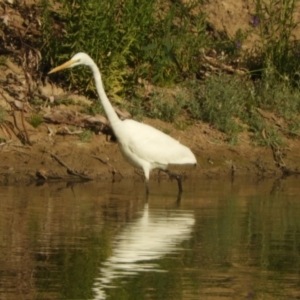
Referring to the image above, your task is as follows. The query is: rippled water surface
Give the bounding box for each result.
[1,177,300,299]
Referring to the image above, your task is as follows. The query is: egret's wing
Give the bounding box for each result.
[122,120,196,165]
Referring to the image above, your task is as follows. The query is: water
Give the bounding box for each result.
[1,177,300,299]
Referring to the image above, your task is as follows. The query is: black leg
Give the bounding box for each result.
[176,192,182,204]
[160,169,183,194]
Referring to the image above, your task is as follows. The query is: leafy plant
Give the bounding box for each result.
[246,110,284,147]
[146,91,184,122]
[187,74,251,135]
[42,0,157,99]
[54,99,76,106]
[138,1,208,85]
[251,0,300,85]
[254,81,300,120]
[42,0,208,99]
[287,122,300,137]
[125,95,146,122]
[80,102,105,116]
[29,114,43,128]
[0,56,7,66]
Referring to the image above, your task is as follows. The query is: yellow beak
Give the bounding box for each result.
[48,59,77,74]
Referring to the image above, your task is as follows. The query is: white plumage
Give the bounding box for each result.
[49,52,197,193]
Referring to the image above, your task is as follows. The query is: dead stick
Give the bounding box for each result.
[0,93,28,143]
[51,153,93,181]
[20,107,31,145]
[12,111,27,144]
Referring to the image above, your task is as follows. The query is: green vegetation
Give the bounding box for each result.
[252,0,300,85]
[79,129,93,143]
[42,0,208,96]
[185,75,248,135]
[0,56,7,66]
[146,91,184,122]
[80,102,105,116]
[29,114,43,128]
[40,0,300,147]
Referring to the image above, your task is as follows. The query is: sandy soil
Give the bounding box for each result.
[0,108,296,186]
[0,0,300,186]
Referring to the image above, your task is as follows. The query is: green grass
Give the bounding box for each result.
[185,74,250,134]
[80,102,105,116]
[146,91,184,122]
[79,129,93,143]
[0,56,7,66]
[29,114,43,128]
[249,0,300,85]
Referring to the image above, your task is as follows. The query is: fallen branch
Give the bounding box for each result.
[11,111,28,145]
[51,153,93,181]
[203,55,247,75]
[57,126,83,135]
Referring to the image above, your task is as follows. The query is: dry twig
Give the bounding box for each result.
[51,153,93,181]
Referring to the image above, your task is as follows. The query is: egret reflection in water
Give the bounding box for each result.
[93,203,195,299]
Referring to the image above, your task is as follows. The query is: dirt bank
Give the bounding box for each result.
[0,108,297,186]
[1,0,300,186]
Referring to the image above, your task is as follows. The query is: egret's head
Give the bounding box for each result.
[48,52,93,74]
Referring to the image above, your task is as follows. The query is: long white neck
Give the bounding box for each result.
[90,63,120,126]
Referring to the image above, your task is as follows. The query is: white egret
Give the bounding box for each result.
[48,52,197,194]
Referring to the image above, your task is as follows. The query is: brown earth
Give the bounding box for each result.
[0,0,300,186]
